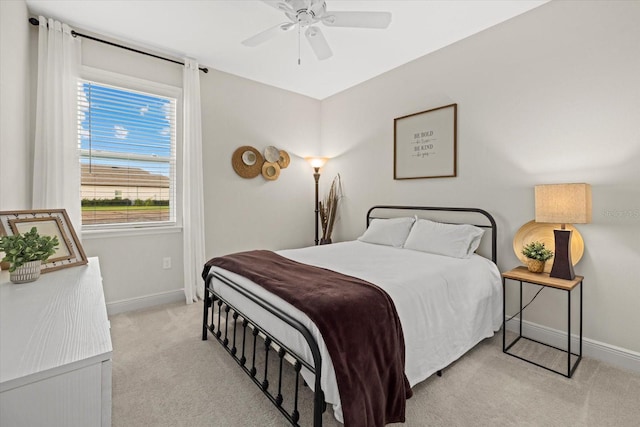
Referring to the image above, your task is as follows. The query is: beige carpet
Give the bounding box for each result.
[109,302,640,426]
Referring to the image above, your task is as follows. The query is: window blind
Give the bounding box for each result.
[77,80,177,227]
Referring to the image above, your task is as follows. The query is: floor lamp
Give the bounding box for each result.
[305,157,328,246]
[535,183,592,280]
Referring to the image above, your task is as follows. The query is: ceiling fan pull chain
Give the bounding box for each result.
[297,24,301,65]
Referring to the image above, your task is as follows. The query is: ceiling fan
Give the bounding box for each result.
[242,0,392,62]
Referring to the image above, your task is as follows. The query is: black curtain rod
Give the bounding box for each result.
[29,17,208,73]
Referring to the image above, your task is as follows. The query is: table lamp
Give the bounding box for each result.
[305,157,328,245]
[534,183,592,280]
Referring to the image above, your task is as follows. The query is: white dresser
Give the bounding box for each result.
[0,257,112,426]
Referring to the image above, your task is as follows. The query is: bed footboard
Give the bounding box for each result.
[202,271,325,427]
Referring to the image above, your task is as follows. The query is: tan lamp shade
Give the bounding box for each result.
[535,183,592,224]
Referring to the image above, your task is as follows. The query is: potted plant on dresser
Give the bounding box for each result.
[521,241,554,273]
[0,227,59,283]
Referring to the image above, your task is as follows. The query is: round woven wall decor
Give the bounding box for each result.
[277,150,290,169]
[232,146,263,179]
[262,162,280,181]
[264,146,280,163]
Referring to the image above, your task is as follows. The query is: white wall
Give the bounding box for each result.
[320,1,640,353]
[200,69,320,258]
[0,0,31,209]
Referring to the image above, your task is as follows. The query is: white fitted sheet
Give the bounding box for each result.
[208,241,503,423]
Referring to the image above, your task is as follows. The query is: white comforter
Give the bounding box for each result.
[209,241,503,423]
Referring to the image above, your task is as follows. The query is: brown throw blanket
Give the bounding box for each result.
[203,250,412,427]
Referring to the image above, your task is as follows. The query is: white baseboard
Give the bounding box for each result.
[106,292,640,374]
[106,289,185,316]
[505,319,640,374]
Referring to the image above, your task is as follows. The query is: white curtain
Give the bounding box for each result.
[33,16,82,231]
[182,59,206,303]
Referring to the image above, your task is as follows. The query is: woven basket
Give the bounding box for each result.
[262,162,281,181]
[526,259,546,274]
[277,150,290,169]
[231,146,264,179]
[9,260,42,284]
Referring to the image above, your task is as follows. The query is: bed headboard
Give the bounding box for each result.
[366,205,498,264]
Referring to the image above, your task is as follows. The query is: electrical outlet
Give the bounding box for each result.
[162,257,171,269]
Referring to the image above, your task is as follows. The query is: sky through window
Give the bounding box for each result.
[78,81,174,176]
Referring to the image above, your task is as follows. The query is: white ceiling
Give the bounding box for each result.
[25,0,548,100]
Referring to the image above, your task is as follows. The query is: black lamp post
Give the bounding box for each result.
[313,167,320,245]
[306,157,328,246]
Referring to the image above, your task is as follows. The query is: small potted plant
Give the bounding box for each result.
[522,241,554,273]
[0,227,59,283]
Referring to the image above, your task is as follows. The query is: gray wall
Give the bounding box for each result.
[320,1,640,353]
[200,69,320,258]
[0,0,31,209]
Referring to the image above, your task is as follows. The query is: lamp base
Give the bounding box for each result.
[549,228,575,280]
[314,170,320,246]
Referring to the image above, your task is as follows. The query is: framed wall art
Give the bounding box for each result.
[0,209,88,273]
[394,103,457,180]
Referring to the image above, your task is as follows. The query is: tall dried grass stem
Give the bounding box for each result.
[320,174,342,242]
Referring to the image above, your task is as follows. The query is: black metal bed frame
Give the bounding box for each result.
[366,205,497,263]
[202,206,498,427]
[202,272,325,426]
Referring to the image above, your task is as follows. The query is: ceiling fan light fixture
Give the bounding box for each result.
[294,11,315,26]
[323,15,336,25]
[247,0,392,60]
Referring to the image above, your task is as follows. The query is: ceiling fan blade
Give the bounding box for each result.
[260,0,294,13]
[322,11,392,29]
[241,22,296,47]
[305,26,332,60]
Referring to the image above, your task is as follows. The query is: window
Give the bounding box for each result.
[77,77,178,229]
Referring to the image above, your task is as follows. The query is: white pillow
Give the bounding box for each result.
[403,218,485,259]
[357,217,416,248]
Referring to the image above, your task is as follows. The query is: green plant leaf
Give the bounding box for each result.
[522,241,554,261]
[0,226,59,269]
